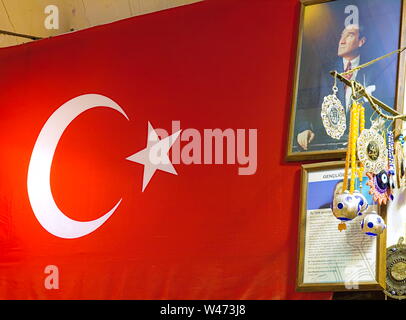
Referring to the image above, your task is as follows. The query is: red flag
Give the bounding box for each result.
[0,0,331,300]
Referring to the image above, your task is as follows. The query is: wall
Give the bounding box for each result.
[0,0,201,47]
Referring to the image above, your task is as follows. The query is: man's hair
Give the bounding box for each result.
[358,24,366,40]
[344,23,366,41]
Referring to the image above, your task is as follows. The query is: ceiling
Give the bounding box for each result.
[0,0,202,47]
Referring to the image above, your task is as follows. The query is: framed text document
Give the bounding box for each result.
[296,161,386,292]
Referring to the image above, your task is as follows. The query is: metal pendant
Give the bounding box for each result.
[321,92,346,140]
[321,84,347,140]
[384,237,406,300]
[357,124,388,174]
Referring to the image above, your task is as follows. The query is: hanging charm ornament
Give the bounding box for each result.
[332,102,367,231]
[384,237,406,300]
[360,211,386,236]
[366,170,392,205]
[364,127,395,205]
[357,117,388,174]
[321,77,346,140]
[387,130,397,190]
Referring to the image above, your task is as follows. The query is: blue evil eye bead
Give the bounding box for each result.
[361,212,386,237]
[376,170,389,191]
[332,191,359,222]
[400,134,404,146]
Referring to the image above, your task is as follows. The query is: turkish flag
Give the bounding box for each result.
[0,0,331,299]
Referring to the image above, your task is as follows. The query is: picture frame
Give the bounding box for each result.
[296,161,386,292]
[286,0,406,161]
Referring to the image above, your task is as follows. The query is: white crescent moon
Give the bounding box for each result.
[27,94,129,239]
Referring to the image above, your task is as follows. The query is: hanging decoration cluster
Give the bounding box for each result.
[330,101,372,233]
[320,47,406,237]
[320,76,406,237]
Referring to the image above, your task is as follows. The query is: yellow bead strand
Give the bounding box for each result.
[350,103,359,194]
[343,103,355,193]
[358,104,365,188]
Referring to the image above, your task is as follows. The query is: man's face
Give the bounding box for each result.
[337,25,365,59]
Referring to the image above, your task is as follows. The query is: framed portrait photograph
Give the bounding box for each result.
[286,0,406,161]
[296,161,386,292]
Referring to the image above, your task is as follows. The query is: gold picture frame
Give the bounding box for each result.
[296,161,386,292]
[286,0,406,161]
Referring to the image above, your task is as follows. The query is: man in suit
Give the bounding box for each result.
[295,23,384,152]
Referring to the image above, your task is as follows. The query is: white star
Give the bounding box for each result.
[127,122,181,192]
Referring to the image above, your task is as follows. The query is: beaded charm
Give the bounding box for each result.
[388,131,395,174]
[333,190,363,225]
[387,131,396,189]
[361,212,386,236]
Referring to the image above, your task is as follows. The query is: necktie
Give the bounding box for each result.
[344,61,352,80]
